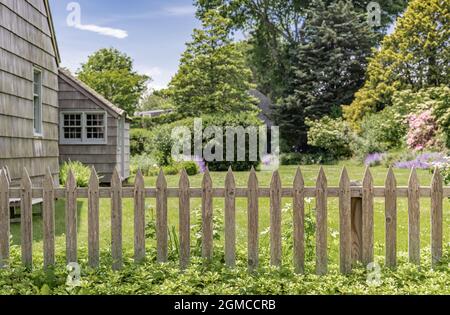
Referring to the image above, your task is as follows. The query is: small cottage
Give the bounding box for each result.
[58,69,130,183]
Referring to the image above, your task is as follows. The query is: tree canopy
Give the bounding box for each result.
[343,0,450,129]
[77,48,149,116]
[273,0,377,150]
[195,0,408,100]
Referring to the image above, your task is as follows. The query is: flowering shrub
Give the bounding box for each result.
[406,110,440,151]
[431,156,450,185]
[364,153,386,167]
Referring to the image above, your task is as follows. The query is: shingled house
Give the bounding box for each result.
[58,69,130,183]
[0,0,130,185]
[0,0,60,185]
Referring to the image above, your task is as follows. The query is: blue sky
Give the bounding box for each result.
[49,0,201,90]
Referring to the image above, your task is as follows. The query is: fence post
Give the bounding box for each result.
[351,181,363,264]
[0,169,10,268]
[339,168,352,274]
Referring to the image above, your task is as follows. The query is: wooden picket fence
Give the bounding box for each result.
[0,165,446,274]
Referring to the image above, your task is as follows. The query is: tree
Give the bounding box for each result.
[273,0,377,150]
[343,0,450,129]
[168,10,258,117]
[77,48,149,116]
[139,91,174,111]
[195,0,408,100]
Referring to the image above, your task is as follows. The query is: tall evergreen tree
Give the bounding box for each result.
[273,0,376,150]
[168,10,258,117]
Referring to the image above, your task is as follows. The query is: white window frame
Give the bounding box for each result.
[33,67,43,137]
[60,111,108,145]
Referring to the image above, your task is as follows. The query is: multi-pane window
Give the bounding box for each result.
[86,114,105,139]
[61,112,106,144]
[33,68,43,135]
[63,114,82,140]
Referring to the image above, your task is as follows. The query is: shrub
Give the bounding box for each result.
[306,117,353,159]
[130,155,159,176]
[352,107,407,159]
[130,129,152,156]
[162,165,179,175]
[176,161,200,176]
[150,124,176,166]
[149,113,263,172]
[406,110,442,151]
[60,161,91,187]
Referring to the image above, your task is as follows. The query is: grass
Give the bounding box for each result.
[9,160,450,268]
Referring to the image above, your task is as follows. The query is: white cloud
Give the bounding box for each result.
[74,24,128,39]
[164,5,196,17]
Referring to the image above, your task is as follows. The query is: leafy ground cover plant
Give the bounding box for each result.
[1,200,449,295]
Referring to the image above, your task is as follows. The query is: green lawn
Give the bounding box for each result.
[10,160,450,268]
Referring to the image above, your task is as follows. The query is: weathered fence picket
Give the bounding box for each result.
[156,170,168,263]
[270,171,282,267]
[316,167,328,275]
[65,170,77,264]
[134,169,146,263]
[431,168,443,267]
[111,168,123,270]
[179,169,190,269]
[43,169,55,268]
[202,169,213,260]
[0,169,9,268]
[0,165,447,274]
[293,168,305,274]
[88,168,100,268]
[21,168,33,268]
[385,167,397,268]
[248,168,259,271]
[339,168,351,274]
[225,168,236,267]
[408,168,420,265]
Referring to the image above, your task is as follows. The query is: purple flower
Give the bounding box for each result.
[364,153,386,167]
[394,152,447,169]
[194,156,207,173]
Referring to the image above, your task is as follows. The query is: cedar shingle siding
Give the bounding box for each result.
[0,0,60,185]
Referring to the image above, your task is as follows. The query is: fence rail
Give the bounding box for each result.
[0,166,446,274]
